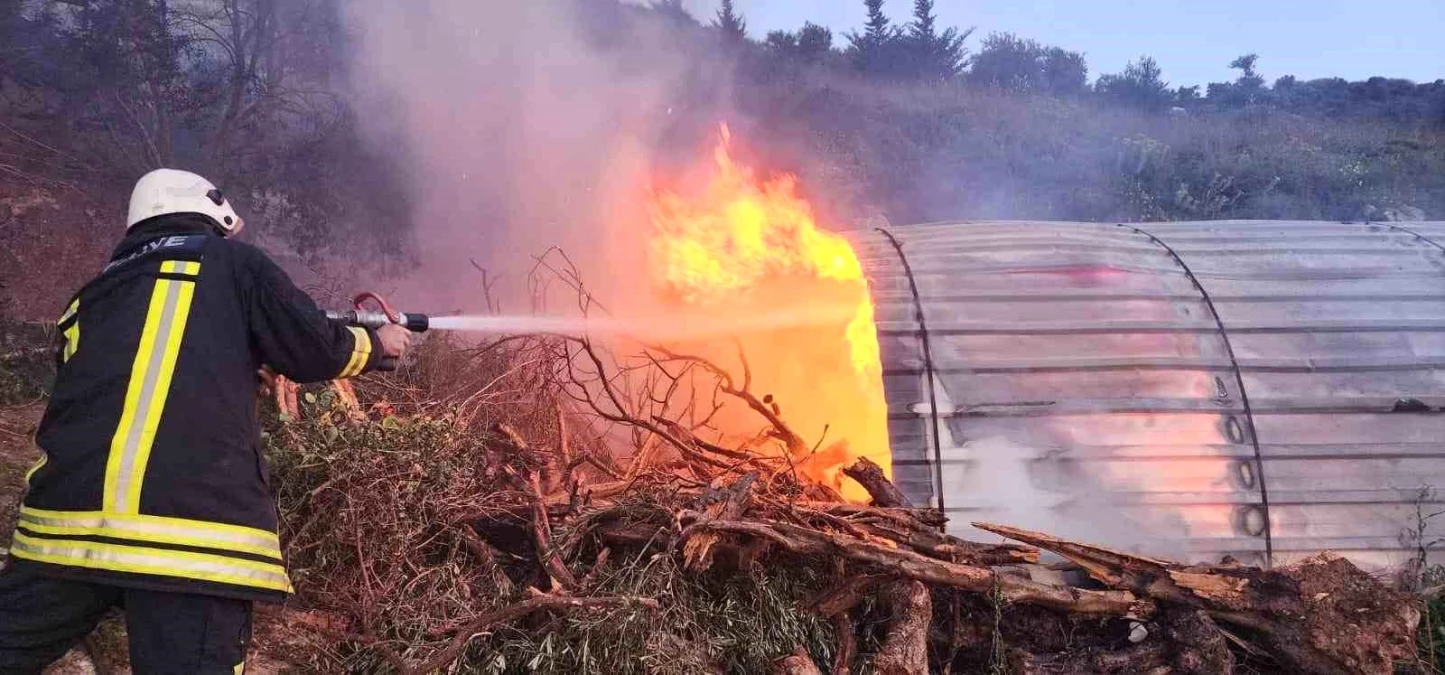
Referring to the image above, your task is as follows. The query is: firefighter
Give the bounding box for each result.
[0,169,413,673]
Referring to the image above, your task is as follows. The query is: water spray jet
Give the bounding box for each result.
[326,291,866,343]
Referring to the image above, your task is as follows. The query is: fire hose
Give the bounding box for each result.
[325,291,430,371]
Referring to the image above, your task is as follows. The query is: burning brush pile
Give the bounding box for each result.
[262,130,1422,674]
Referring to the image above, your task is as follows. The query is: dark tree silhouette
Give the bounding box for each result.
[903,0,972,79]
[765,22,834,65]
[1096,55,1173,110]
[846,0,904,75]
[1208,54,1269,108]
[970,32,1085,94]
[713,0,746,42]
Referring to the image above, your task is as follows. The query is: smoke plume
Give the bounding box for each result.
[343,1,722,312]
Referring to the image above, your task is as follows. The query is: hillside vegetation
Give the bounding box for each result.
[1,1,1440,300]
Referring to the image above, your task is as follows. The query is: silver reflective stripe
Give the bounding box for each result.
[105,265,200,514]
[111,279,184,509]
[18,509,281,559]
[11,533,291,592]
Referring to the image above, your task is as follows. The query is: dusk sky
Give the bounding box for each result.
[678,0,1445,88]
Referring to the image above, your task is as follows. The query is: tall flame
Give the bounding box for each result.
[646,124,889,500]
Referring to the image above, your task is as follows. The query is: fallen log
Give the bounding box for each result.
[832,612,857,675]
[805,574,892,617]
[975,521,1420,675]
[685,518,1140,616]
[842,457,911,508]
[527,472,576,589]
[495,423,579,590]
[871,579,930,675]
[854,519,1038,566]
[795,502,948,528]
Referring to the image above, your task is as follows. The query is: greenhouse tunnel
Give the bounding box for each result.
[857,220,1445,570]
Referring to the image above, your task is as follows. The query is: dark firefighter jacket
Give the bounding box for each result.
[10,214,383,602]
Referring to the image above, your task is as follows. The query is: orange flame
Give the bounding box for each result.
[646,124,889,500]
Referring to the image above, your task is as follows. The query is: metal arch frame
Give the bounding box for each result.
[1118,224,1275,564]
[875,227,947,520]
[1381,222,1445,253]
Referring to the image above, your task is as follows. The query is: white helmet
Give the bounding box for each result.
[127,168,244,237]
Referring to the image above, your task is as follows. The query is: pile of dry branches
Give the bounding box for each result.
[265,258,1422,674]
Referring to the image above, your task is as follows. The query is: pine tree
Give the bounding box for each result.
[904,0,971,79]
[713,0,746,42]
[909,0,937,41]
[861,0,892,43]
[847,0,903,75]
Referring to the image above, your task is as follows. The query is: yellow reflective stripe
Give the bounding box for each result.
[160,260,201,276]
[18,507,282,560]
[104,271,199,513]
[58,298,79,325]
[128,278,195,512]
[60,298,80,363]
[104,282,166,510]
[62,323,79,363]
[9,532,291,592]
[23,453,47,485]
[20,506,280,544]
[339,326,371,378]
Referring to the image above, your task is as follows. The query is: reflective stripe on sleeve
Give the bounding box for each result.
[339,326,372,378]
[18,506,282,561]
[60,298,79,362]
[103,262,200,513]
[62,322,79,362]
[58,298,79,325]
[9,531,291,593]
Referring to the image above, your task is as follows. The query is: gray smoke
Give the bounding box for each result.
[343,1,709,312]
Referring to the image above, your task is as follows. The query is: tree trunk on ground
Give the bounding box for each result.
[833,612,856,675]
[975,521,1420,675]
[872,579,931,675]
[843,457,911,507]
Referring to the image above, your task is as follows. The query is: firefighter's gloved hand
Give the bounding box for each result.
[377,323,413,359]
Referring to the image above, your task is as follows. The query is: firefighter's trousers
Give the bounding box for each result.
[0,563,251,674]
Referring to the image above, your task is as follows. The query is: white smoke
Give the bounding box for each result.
[343,1,716,313]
